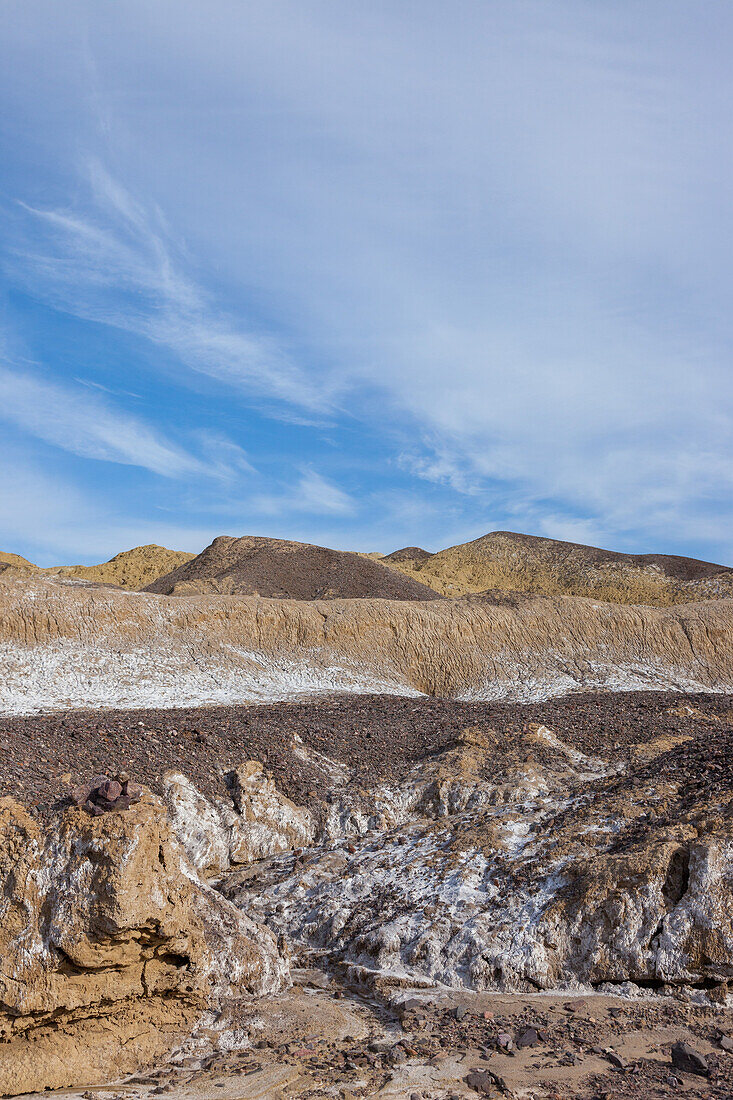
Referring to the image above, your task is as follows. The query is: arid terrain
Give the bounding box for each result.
[0,544,195,589]
[381,531,733,605]
[3,691,733,1098]
[1,531,732,1098]
[146,535,441,600]
[7,528,733,605]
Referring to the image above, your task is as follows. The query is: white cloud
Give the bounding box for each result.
[0,362,208,478]
[251,468,355,518]
[12,162,332,412]
[1,3,732,560]
[0,450,221,565]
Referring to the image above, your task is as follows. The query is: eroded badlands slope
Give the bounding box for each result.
[4,693,733,1097]
[1,573,732,714]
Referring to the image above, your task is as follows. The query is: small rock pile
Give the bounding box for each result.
[71,772,143,815]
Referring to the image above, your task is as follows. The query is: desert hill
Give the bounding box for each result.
[384,529,733,605]
[383,545,433,564]
[0,545,194,589]
[0,550,38,574]
[145,534,442,601]
[4,530,732,604]
[49,544,195,589]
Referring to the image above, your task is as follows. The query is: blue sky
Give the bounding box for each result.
[1,1,732,566]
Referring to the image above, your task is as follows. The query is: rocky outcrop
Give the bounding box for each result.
[0,791,287,1095]
[227,721,733,1003]
[163,763,316,876]
[1,572,732,713]
[3,695,732,1093]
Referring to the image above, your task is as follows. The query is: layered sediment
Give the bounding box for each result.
[0,791,286,1094]
[1,573,732,714]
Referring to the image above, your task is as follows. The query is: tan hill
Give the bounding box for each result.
[145,535,442,601]
[49,545,195,590]
[384,529,733,605]
[0,551,38,574]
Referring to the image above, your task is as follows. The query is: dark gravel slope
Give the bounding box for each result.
[2,690,732,818]
[145,534,441,600]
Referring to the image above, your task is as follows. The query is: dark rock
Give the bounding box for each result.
[71,774,107,806]
[671,1041,709,1076]
[71,782,94,806]
[606,1050,626,1068]
[98,779,122,802]
[516,1027,539,1048]
[720,1034,733,1052]
[454,1005,468,1021]
[464,1070,496,1095]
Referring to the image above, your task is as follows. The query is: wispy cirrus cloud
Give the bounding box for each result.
[0,449,225,564]
[10,159,331,413]
[1,3,733,563]
[0,359,211,478]
[250,468,355,518]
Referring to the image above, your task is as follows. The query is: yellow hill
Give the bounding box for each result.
[49,545,195,590]
[0,551,38,573]
[383,530,733,606]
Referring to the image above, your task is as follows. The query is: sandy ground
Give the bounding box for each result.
[13,981,733,1099]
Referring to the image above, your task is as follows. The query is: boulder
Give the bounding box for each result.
[0,792,287,1094]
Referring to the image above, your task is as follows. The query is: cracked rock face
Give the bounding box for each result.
[163,761,316,876]
[0,792,287,1095]
[223,723,733,1002]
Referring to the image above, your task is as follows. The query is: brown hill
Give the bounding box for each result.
[384,545,433,564]
[145,535,442,601]
[384,529,733,605]
[50,544,195,590]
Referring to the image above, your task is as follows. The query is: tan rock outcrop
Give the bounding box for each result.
[1,572,732,713]
[0,792,287,1094]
